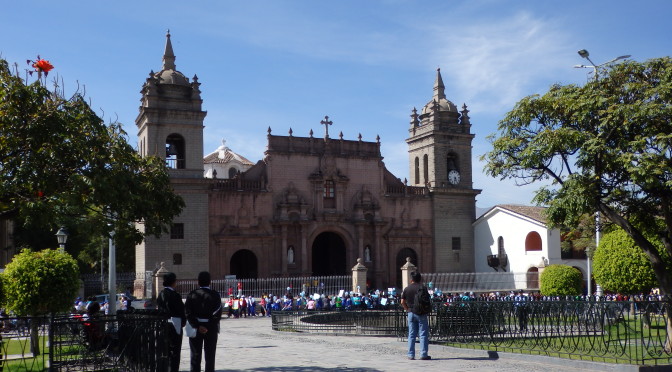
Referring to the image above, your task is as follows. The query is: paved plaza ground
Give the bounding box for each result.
[175,316,627,372]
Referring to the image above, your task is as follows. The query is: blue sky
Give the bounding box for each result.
[2,1,670,208]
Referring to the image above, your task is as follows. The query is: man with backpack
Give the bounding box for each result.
[401,271,432,360]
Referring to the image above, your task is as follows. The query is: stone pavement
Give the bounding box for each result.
[177,316,624,372]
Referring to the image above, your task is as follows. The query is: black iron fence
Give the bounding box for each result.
[176,275,351,299]
[81,272,152,298]
[0,310,170,371]
[271,299,672,366]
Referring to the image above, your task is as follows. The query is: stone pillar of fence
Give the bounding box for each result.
[153,262,169,302]
[351,258,367,294]
[400,257,416,290]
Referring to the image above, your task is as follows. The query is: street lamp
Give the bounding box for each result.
[55,226,68,252]
[574,49,631,80]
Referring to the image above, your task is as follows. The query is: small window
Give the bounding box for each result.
[525,232,542,251]
[452,237,461,250]
[414,157,420,185]
[498,236,505,256]
[173,253,182,265]
[423,154,428,185]
[323,180,335,198]
[228,167,237,179]
[323,180,335,208]
[170,223,184,239]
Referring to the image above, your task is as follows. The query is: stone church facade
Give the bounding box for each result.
[135,33,480,290]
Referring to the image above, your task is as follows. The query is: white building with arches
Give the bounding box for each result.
[473,204,589,291]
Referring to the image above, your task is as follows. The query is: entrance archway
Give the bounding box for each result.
[312,232,346,276]
[526,267,539,290]
[230,249,258,279]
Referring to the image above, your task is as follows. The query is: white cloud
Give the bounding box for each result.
[429,12,574,114]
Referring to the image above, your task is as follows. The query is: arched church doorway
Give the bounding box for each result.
[230,249,258,279]
[526,267,539,290]
[395,248,418,288]
[312,232,346,276]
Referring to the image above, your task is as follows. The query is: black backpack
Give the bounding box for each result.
[412,286,432,315]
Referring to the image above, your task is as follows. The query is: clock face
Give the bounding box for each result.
[448,170,460,185]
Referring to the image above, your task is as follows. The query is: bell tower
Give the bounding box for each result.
[135,31,209,282]
[406,68,481,272]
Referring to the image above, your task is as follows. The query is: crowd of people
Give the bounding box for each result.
[218,287,672,320]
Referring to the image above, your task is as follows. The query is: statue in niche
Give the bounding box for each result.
[364,246,371,262]
[287,246,295,264]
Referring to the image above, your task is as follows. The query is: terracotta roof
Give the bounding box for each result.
[497,204,548,224]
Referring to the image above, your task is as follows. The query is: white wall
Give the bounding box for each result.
[474,208,559,274]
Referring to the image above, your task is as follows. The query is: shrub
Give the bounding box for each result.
[540,264,582,296]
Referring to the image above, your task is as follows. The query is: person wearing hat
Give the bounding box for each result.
[157,272,186,372]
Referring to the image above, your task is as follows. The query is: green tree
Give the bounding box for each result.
[539,264,583,297]
[0,58,184,268]
[3,248,80,354]
[482,57,672,295]
[593,228,668,294]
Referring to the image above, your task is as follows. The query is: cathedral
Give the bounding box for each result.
[135,32,481,289]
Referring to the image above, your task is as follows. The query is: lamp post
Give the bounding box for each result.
[574,49,630,297]
[574,49,630,80]
[55,226,68,253]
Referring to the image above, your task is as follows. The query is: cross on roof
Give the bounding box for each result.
[320,116,333,138]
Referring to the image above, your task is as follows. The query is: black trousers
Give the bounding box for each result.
[189,327,218,372]
[165,324,183,372]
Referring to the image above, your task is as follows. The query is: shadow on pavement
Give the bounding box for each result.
[215,367,383,372]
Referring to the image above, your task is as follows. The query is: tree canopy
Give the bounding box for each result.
[539,264,583,297]
[2,249,80,315]
[593,228,665,294]
[0,58,184,265]
[482,57,672,294]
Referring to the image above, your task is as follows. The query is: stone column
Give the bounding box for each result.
[351,258,367,294]
[154,262,169,302]
[400,257,416,290]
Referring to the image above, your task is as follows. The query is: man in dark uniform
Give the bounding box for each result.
[156,272,186,372]
[185,271,222,372]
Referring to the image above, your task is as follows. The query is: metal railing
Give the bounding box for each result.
[176,275,351,299]
[271,299,672,365]
[0,316,48,371]
[81,272,150,298]
[423,272,540,292]
[49,310,169,371]
[0,311,170,371]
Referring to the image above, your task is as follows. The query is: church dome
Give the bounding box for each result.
[154,69,190,86]
[420,68,457,116]
[420,96,457,115]
[153,31,190,87]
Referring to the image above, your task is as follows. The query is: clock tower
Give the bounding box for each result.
[135,31,209,282]
[406,68,481,272]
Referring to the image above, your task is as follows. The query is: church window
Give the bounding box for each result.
[173,253,182,265]
[170,223,184,239]
[423,154,428,185]
[452,237,461,250]
[498,236,505,256]
[525,232,542,251]
[324,180,335,198]
[228,167,237,179]
[323,180,335,208]
[414,157,420,185]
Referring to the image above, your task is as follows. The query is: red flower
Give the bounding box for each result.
[32,59,54,74]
